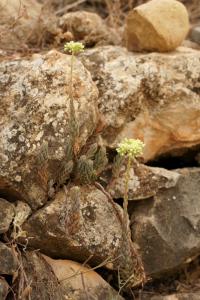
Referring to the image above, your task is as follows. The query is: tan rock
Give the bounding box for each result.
[125,0,190,52]
[43,255,124,300]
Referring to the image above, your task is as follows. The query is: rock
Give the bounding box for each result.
[44,255,124,300]
[0,198,14,233]
[22,186,123,268]
[81,46,200,161]
[0,50,98,209]
[107,163,180,200]
[59,11,120,46]
[0,0,58,51]
[0,277,9,300]
[189,25,200,45]
[0,242,18,275]
[130,168,200,277]
[124,0,189,52]
[21,251,65,300]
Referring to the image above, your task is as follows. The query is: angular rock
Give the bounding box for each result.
[124,0,189,52]
[0,50,98,209]
[0,198,14,234]
[44,255,124,300]
[22,186,123,267]
[130,168,200,277]
[107,163,180,200]
[0,242,18,275]
[21,251,65,300]
[0,0,58,51]
[0,277,9,300]
[81,46,200,161]
[59,11,120,46]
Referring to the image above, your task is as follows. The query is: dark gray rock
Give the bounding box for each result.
[0,242,18,275]
[131,168,200,277]
[189,26,200,44]
[0,198,14,234]
[0,277,9,300]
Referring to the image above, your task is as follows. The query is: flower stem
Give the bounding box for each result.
[123,156,132,231]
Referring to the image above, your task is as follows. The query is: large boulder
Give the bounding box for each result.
[124,0,189,52]
[0,50,98,209]
[22,186,123,268]
[130,168,200,277]
[81,46,200,161]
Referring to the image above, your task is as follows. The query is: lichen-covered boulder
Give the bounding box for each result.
[130,168,200,277]
[124,0,189,52]
[0,50,98,209]
[81,46,200,161]
[22,186,123,267]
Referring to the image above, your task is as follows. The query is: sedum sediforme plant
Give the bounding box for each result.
[116,138,145,223]
[116,138,145,289]
[63,41,108,186]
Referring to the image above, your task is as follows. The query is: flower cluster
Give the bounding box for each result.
[116,138,145,158]
[64,41,84,54]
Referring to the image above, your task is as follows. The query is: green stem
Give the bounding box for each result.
[70,53,75,117]
[69,52,79,148]
[123,155,132,232]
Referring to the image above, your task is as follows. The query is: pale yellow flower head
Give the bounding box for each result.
[64,41,84,54]
[116,138,145,158]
